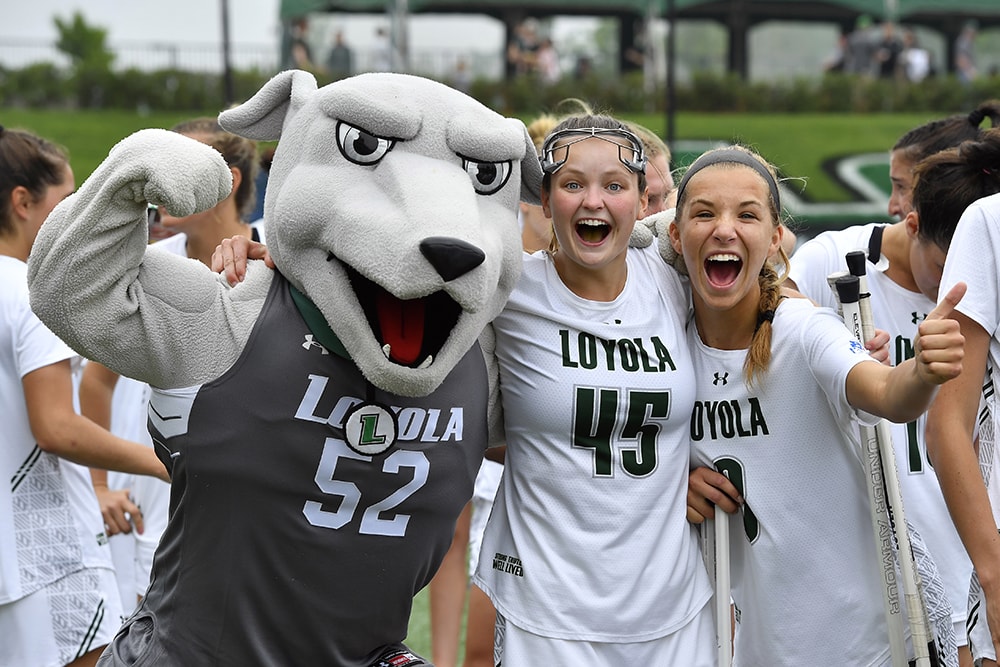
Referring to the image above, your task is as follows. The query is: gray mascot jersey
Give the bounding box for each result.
[106,273,487,666]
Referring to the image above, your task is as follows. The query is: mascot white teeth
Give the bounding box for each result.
[28,70,542,667]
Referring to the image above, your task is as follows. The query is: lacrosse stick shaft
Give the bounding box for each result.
[833,275,909,667]
[715,510,732,667]
[700,514,733,667]
[846,252,938,667]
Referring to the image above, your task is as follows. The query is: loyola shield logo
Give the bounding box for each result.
[344,402,398,455]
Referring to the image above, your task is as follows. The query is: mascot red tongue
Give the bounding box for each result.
[25,69,544,666]
[377,291,425,365]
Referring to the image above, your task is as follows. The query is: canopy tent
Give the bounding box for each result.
[281,0,659,19]
[281,0,1000,78]
[281,0,1000,20]
[668,0,1000,77]
[280,0,663,75]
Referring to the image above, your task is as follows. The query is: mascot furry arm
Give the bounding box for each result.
[27,70,541,666]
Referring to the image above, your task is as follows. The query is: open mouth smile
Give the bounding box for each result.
[705,253,743,288]
[575,219,611,244]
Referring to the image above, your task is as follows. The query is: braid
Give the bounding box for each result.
[744,253,787,387]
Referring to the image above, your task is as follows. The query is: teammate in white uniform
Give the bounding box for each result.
[79,117,262,616]
[472,116,714,665]
[677,145,966,666]
[790,105,1000,667]
[788,220,974,645]
[0,127,167,667]
[926,132,1000,667]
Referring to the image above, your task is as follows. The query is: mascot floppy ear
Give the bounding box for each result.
[219,69,318,141]
[519,126,543,207]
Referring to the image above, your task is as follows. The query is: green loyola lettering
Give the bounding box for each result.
[690,397,769,441]
[559,329,676,372]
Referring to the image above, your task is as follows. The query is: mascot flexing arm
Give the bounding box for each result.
[28,70,541,667]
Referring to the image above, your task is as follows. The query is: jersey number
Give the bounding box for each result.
[303,437,429,537]
[713,457,760,543]
[896,334,930,474]
[572,387,669,477]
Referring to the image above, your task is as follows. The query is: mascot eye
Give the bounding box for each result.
[337,121,395,165]
[462,157,512,195]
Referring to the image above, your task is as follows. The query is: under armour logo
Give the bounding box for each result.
[911,312,926,325]
[302,334,330,355]
[713,372,729,386]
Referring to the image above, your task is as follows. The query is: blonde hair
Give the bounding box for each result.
[627,122,672,180]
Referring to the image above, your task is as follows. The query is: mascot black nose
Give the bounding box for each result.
[420,237,486,282]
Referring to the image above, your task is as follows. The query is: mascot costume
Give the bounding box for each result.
[28,70,542,666]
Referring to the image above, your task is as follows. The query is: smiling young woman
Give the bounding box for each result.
[679,145,966,666]
[472,115,716,666]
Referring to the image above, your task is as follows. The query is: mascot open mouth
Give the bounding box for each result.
[346,266,461,368]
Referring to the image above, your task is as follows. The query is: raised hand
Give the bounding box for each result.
[914,281,967,385]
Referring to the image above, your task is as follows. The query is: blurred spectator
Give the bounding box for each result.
[373,26,392,72]
[449,58,472,93]
[822,31,847,73]
[325,30,353,81]
[289,16,315,71]
[874,21,904,79]
[506,18,540,76]
[955,20,978,85]
[844,14,877,76]
[536,37,561,85]
[900,28,932,83]
[574,55,593,80]
[623,17,649,73]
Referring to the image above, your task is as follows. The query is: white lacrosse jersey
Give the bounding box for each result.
[939,194,1000,528]
[790,223,973,627]
[474,246,713,642]
[0,256,115,604]
[688,297,893,666]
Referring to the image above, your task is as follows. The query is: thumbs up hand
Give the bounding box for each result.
[914,282,967,385]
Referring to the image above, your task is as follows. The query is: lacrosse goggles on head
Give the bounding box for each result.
[539,127,647,176]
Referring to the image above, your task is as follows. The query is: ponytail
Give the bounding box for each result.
[744,248,788,387]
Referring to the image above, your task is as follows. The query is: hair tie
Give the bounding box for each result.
[755,309,775,332]
[969,109,986,126]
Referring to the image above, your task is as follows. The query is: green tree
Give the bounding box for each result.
[54,11,115,108]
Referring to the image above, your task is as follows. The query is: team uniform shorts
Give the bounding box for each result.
[468,459,503,575]
[0,566,124,667]
[493,602,715,667]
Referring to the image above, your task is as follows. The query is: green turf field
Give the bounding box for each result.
[3,107,941,210]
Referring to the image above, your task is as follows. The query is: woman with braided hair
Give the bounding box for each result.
[679,145,966,665]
